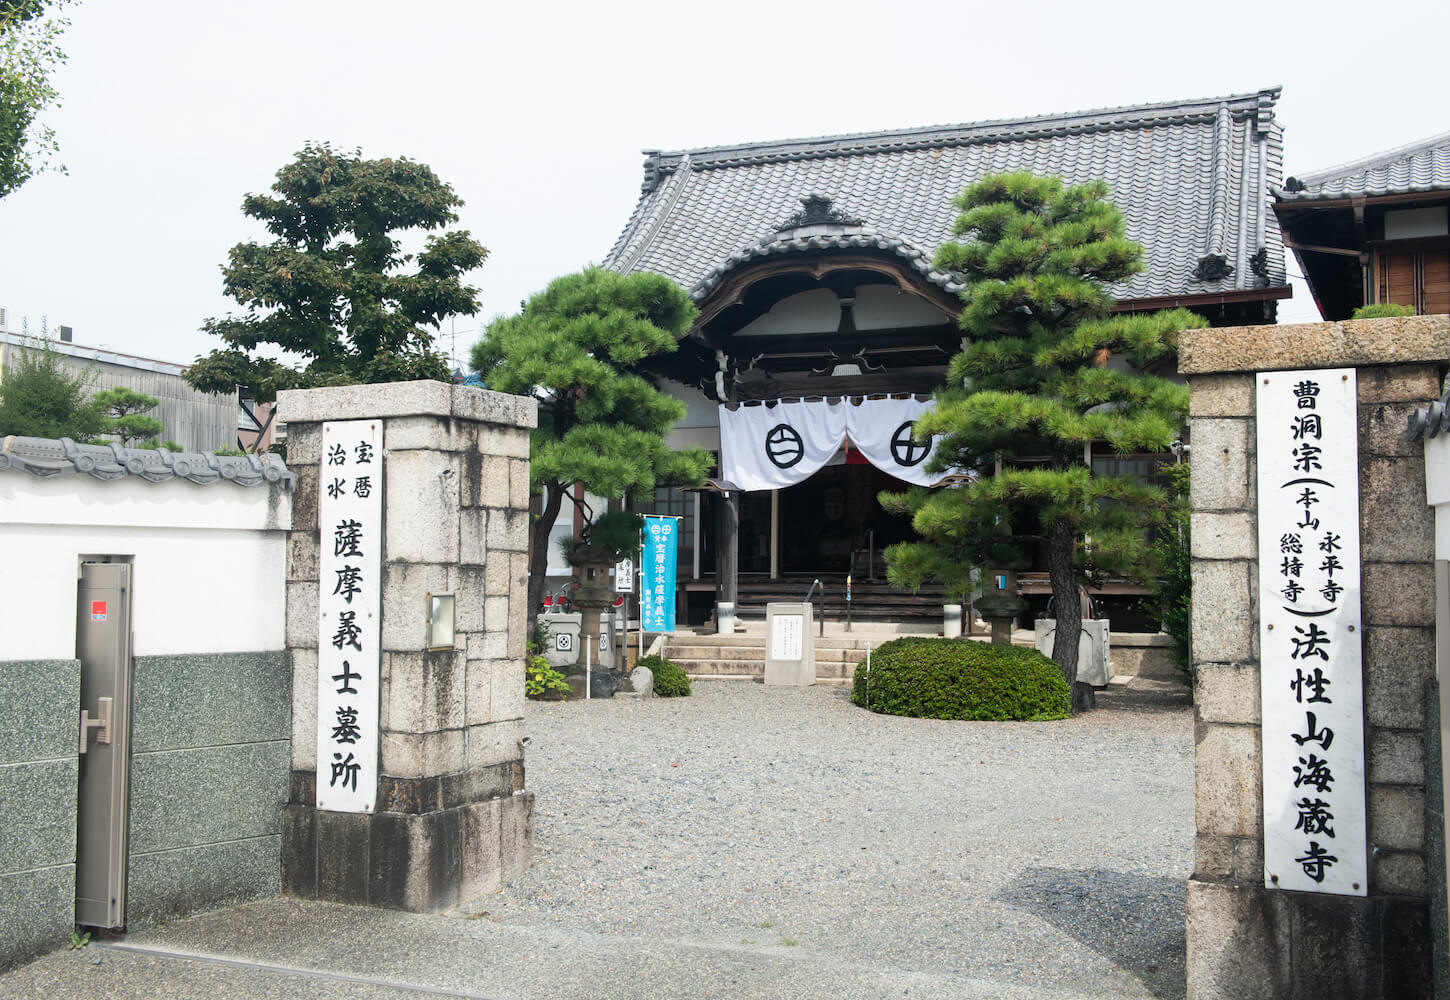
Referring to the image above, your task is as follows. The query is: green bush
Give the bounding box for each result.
[1351,302,1416,319]
[636,654,691,697]
[525,621,569,700]
[851,637,1069,721]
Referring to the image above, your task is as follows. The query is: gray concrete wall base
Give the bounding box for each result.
[1187,879,1431,1000]
[125,650,291,931]
[0,658,80,971]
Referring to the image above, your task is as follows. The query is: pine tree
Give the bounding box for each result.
[92,386,166,448]
[186,143,486,401]
[470,268,711,627]
[884,172,1204,712]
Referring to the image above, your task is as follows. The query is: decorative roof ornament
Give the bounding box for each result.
[1250,248,1270,285]
[1191,254,1235,282]
[640,151,662,195]
[1409,390,1450,441]
[0,436,294,487]
[777,194,863,231]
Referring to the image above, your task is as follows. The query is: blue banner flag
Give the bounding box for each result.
[639,515,679,633]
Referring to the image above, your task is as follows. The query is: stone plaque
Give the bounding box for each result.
[1256,368,1366,896]
[316,420,382,814]
[771,614,803,660]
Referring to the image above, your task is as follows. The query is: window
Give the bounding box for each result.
[1090,452,1174,490]
[1375,249,1450,316]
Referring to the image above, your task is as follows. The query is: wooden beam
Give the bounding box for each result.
[1111,285,1293,312]
[1281,235,1362,258]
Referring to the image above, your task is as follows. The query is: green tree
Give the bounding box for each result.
[884,172,1204,712]
[186,142,487,402]
[470,268,712,626]
[0,336,105,439]
[92,386,164,447]
[0,0,68,199]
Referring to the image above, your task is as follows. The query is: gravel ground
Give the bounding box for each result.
[0,678,1193,1000]
[474,679,1195,1000]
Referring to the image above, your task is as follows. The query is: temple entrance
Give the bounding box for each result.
[736,458,915,577]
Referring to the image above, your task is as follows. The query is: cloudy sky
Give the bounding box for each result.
[1,0,1445,369]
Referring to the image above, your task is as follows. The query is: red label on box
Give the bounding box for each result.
[91,601,106,621]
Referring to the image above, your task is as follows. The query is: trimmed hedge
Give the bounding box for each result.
[636,654,691,697]
[851,637,1069,721]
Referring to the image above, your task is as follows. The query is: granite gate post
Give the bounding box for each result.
[278,381,537,911]
[1181,316,1449,1000]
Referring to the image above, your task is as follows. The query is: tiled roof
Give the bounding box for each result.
[604,89,1287,305]
[1276,131,1450,201]
[0,436,294,487]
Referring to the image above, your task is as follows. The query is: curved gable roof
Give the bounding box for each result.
[605,89,1287,306]
[1276,130,1450,202]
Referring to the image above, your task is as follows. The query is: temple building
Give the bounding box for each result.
[602,88,1291,627]
[1275,129,1450,321]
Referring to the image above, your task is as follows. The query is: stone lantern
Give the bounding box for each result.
[972,570,1028,645]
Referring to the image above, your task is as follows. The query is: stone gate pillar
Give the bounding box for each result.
[278,381,537,911]
[1181,316,1449,999]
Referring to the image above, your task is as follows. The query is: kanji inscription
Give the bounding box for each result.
[316,420,382,813]
[1256,369,1366,895]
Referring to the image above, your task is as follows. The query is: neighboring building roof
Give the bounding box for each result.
[1276,130,1450,202]
[0,330,191,377]
[0,435,294,487]
[604,88,1287,305]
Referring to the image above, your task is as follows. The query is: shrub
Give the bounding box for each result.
[525,621,569,700]
[636,654,691,697]
[851,637,1069,721]
[1351,303,1415,319]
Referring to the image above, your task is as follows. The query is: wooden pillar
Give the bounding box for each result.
[716,490,739,609]
[770,489,779,580]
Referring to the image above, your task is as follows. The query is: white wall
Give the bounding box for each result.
[0,472,290,660]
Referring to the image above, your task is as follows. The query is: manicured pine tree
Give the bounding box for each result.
[92,386,164,447]
[884,172,1204,712]
[470,267,711,628]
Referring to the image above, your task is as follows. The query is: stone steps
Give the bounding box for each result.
[662,634,876,684]
[662,629,1180,685]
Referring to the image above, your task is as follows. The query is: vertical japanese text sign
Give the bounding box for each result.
[1256,369,1366,895]
[639,515,679,633]
[316,420,383,813]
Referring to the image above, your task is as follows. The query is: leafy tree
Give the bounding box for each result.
[883,172,1204,712]
[0,336,105,439]
[92,387,165,447]
[0,0,68,199]
[186,143,488,402]
[470,268,712,627]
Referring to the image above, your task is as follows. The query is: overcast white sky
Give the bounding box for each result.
[1,0,1445,369]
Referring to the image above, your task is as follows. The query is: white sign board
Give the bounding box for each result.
[1256,369,1366,895]
[770,614,804,660]
[316,420,382,813]
[615,558,634,593]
